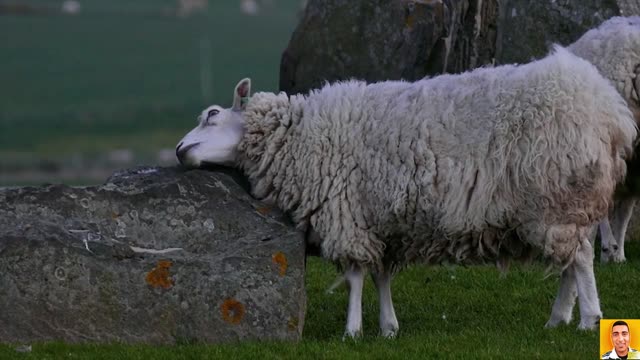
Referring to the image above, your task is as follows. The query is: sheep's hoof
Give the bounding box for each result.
[577,316,601,331]
[544,320,560,329]
[545,316,570,329]
[612,256,627,263]
[342,329,363,341]
[380,327,399,339]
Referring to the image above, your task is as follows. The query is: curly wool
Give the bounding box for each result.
[237,47,636,271]
[569,16,640,106]
[569,16,640,196]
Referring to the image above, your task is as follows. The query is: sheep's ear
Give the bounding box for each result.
[232,78,251,111]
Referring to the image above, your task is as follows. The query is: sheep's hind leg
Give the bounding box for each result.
[574,238,602,330]
[545,263,577,328]
[372,270,399,338]
[599,218,615,264]
[344,265,365,339]
[610,197,636,263]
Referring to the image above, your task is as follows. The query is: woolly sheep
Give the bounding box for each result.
[568,16,640,263]
[176,47,636,337]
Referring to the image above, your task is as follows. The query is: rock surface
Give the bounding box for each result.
[280,0,639,95]
[280,0,498,95]
[496,0,623,64]
[0,166,306,344]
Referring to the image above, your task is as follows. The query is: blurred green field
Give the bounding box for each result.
[0,0,301,158]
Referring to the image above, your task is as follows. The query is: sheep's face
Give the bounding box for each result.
[176,78,251,168]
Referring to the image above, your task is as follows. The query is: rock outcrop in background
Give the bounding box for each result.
[280,0,639,95]
[280,0,498,95]
[497,0,626,64]
[0,167,306,344]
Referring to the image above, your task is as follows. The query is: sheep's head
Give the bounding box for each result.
[176,78,251,168]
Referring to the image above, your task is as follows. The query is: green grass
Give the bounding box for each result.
[0,1,301,155]
[1,241,638,359]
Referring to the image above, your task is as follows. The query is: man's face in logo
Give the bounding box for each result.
[612,324,630,356]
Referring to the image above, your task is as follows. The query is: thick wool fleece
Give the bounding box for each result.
[569,16,640,196]
[237,47,636,271]
[569,16,640,108]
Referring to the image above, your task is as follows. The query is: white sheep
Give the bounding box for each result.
[176,47,636,337]
[568,16,640,263]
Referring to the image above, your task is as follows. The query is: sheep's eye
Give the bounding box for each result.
[208,109,219,118]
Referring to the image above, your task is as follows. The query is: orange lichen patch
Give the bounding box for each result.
[220,298,245,324]
[287,317,299,331]
[406,1,442,29]
[272,252,288,276]
[405,14,415,29]
[145,260,174,289]
[255,206,271,215]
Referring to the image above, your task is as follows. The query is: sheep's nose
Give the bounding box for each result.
[176,142,200,165]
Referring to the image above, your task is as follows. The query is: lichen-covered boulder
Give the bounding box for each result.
[0,166,306,344]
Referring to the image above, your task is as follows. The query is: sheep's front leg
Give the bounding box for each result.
[371,270,399,338]
[344,266,365,339]
[599,218,615,264]
[574,238,602,330]
[545,263,577,328]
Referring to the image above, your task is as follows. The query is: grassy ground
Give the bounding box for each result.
[1,241,638,359]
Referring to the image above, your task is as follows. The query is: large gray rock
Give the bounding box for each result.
[496,0,627,64]
[619,0,640,16]
[280,0,498,95]
[0,166,306,344]
[280,0,639,96]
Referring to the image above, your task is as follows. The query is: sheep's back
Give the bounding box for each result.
[254,48,635,268]
[568,16,640,103]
